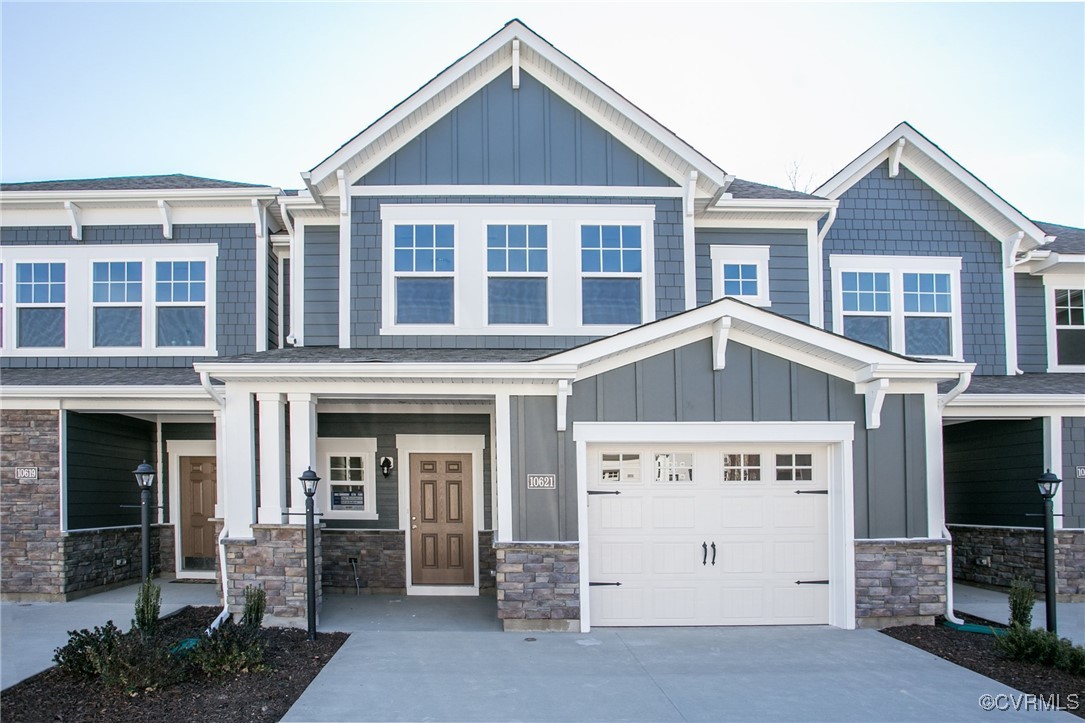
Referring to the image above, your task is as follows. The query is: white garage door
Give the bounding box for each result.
[587,444,830,626]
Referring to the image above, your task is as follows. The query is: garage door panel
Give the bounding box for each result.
[718,586,766,620]
[771,497,821,530]
[772,540,818,574]
[718,541,766,573]
[771,584,829,622]
[593,585,645,623]
[595,496,645,529]
[652,496,699,529]
[651,588,700,622]
[594,541,646,575]
[652,541,703,575]
[719,496,765,528]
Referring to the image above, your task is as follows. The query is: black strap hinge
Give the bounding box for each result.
[589,581,622,587]
[794,490,828,495]
[794,579,829,585]
[587,490,621,496]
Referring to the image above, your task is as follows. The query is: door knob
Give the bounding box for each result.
[411,525,418,529]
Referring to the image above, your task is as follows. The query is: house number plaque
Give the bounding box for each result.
[527,474,556,489]
[15,467,38,480]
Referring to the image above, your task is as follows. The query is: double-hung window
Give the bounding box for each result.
[93,261,142,347]
[1052,287,1085,367]
[709,246,771,306]
[487,224,548,325]
[15,262,65,348]
[393,223,455,324]
[831,255,962,359]
[580,224,642,325]
[156,261,207,347]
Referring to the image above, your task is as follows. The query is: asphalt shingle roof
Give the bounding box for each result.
[0,174,273,192]
[1035,221,1085,254]
[938,373,1085,396]
[209,347,551,364]
[0,367,203,386]
[727,178,825,201]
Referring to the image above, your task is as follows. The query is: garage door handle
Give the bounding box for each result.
[702,542,708,566]
[711,542,717,566]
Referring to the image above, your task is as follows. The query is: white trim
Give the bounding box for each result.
[256,393,287,524]
[276,250,291,348]
[809,216,829,328]
[64,201,82,241]
[338,172,351,349]
[942,396,1085,417]
[683,173,697,310]
[709,245,771,306]
[287,393,317,517]
[221,389,255,539]
[924,388,946,538]
[314,437,379,520]
[1044,415,1065,529]
[1044,275,1085,373]
[395,433,486,595]
[166,439,217,580]
[255,202,268,353]
[290,220,308,346]
[58,410,68,532]
[351,185,684,199]
[495,392,513,543]
[0,202,274,230]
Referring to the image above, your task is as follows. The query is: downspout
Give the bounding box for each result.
[938,369,971,625]
[937,371,971,411]
[199,371,230,631]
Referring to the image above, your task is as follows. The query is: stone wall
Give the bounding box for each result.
[478,530,496,593]
[854,539,948,628]
[224,524,320,626]
[494,542,579,631]
[1,410,63,600]
[63,524,175,596]
[948,525,1085,601]
[322,529,405,594]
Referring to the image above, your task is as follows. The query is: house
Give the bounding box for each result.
[1,20,1081,631]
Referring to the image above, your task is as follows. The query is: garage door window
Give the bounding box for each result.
[775,454,813,481]
[601,453,640,483]
[723,453,761,481]
[654,453,694,483]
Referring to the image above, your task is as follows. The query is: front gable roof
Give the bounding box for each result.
[307,19,729,198]
[814,122,1053,253]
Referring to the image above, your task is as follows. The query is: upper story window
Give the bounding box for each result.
[709,245,771,306]
[380,204,655,336]
[830,255,962,359]
[1051,286,1085,369]
[487,224,548,325]
[0,245,216,356]
[392,223,455,324]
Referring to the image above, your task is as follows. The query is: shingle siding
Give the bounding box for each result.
[823,162,1007,375]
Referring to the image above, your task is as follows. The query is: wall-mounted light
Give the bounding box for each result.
[380,457,394,478]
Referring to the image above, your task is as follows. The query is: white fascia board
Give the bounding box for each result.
[351,185,683,198]
[1028,252,1085,275]
[0,385,218,400]
[695,208,835,228]
[192,361,580,382]
[943,393,1085,410]
[706,199,837,214]
[855,361,976,383]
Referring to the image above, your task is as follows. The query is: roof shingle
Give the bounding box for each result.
[0,174,273,192]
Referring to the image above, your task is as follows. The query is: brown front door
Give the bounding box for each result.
[410,453,474,585]
[180,456,217,571]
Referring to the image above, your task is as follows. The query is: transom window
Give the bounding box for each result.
[15,262,65,348]
[723,453,761,482]
[581,224,642,325]
[654,453,694,483]
[156,261,207,347]
[93,261,142,347]
[1053,288,1085,367]
[393,223,455,324]
[709,245,771,306]
[487,224,548,325]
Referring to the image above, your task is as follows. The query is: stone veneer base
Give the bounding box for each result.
[948,525,1085,602]
[495,542,579,632]
[854,538,948,629]
[223,524,321,622]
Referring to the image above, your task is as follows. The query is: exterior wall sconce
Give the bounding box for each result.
[380,457,394,477]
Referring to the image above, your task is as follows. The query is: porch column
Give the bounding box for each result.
[222,388,257,538]
[257,393,287,524]
[495,392,513,542]
[288,392,317,517]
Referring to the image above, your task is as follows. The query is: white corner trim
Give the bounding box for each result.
[555,379,572,432]
[255,202,269,353]
[683,176,697,311]
[859,378,889,430]
[64,201,82,241]
[158,200,173,240]
[338,181,351,349]
[495,392,514,543]
[512,38,520,89]
[888,137,906,178]
[712,316,731,370]
[1044,415,1065,529]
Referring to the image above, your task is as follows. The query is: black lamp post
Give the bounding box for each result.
[1036,469,1061,634]
[298,467,321,641]
[132,460,156,583]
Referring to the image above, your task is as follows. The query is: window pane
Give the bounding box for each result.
[843,315,890,350]
[488,278,547,324]
[18,307,64,347]
[1056,329,1085,365]
[94,307,141,347]
[582,278,641,325]
[396,278,454,324]
[157,307,206,346]
[904,316,950,356]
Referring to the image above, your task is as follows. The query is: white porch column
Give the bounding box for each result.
[257,393,287,524]
[213,408,225,519]
[288,392,317,516]
[495,392,513,542]
[222,388,257,538]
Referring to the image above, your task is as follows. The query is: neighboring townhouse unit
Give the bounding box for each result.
[1,20,1081,631]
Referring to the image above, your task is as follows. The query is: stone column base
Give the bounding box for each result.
[223,523,321,626]
[495,542,579,632]
[855,539,948,629]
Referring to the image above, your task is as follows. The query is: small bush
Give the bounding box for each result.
[133,578,162,640]
[53,621,123,678]
[1008,577,1035,630]
[190,619,266,676]
[996,625,1085,675]
[241,585,267,630]
[96,633,190,693]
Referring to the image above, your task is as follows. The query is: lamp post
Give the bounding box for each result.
[132,460,156,583]
[1036,469,1061,634]
[298,467,321,641]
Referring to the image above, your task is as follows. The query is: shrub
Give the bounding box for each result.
[133,578,162,640]
[996,626,1085,675]
[1007,577,1035,630]
[190,619,266,676]
[53,621,123,678]
[241,585,267,630]
[96,633,190,693]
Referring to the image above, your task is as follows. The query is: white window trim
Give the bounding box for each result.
[314,437,379,520]
[709,245,771,306]
[484,221,552,328]
[829,254,963,360]
[0,244,218,356]
[1044,273,1085,373]
[380,204,656,336]
[389,220,460,327]
[578,221,651,328]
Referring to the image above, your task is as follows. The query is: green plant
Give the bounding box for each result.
[241,585,267,630]
[1007,577,1035,630]
[96,633,190,694]
[190,619,266,676]
[995,626,1085,675]
[53,621,123,678]
[133,577,162,640]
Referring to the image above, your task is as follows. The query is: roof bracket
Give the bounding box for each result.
[512,39,520,90]
[157,200,173,239]
[1003,231,1025,269]
[858,378,889,430]
[251,199,265,241]
[712,317,732,371]
[337,170,349,217]
[888,138,906,178]
[685,170,698,217]
[714,174,736,203]
[300,172,325,209]
[555,378,572,432]
[64,201,82,241]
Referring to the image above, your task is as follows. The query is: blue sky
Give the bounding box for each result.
[2,2,1082,225]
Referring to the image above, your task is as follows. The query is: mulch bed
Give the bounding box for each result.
[883,614,1084,719]
[0,606,348,723]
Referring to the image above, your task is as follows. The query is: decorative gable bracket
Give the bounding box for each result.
[64,201,82,241]
[556,378,573,432]
[712,317,732,370]
[856,378,889,430]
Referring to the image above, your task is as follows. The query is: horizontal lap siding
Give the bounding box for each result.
[944,419,1044,527]
[66,412,155,530]
[695,229,810,322]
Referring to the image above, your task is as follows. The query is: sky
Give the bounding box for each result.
[2,2,1083,226]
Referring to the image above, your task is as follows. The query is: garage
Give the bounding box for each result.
[586,444,830,626]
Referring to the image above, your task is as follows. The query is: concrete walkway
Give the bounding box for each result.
[954,583,1085,645]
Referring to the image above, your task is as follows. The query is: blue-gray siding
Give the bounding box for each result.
[304,226,339,346]
[0,224,257,368]
[1015,273,1047,373]
[267,242,279,350]
[1064,417,1085,528]
[357,70,675,188]
[510,338,929,541]
[66,411,155,530]
[944,419,1044,527]
[316,413,491,530]
[695,228,810,322]
[823,162,1007,375]
[348,196,684,349]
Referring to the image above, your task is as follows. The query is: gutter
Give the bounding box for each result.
[938,371,972,410]
[198,371,230,631]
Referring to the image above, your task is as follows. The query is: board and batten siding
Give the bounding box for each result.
[822,161,1007,375]
[1015,273,1047,373]
[303,226,339,346]
[0,224,258,368]
[944,419,1044,527]
[694,228,811,322]
[508,338,929,542]
[316,413,492,530]
[65,412,155,530]
[356,70,676,188]
[1064,417,1085,528]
